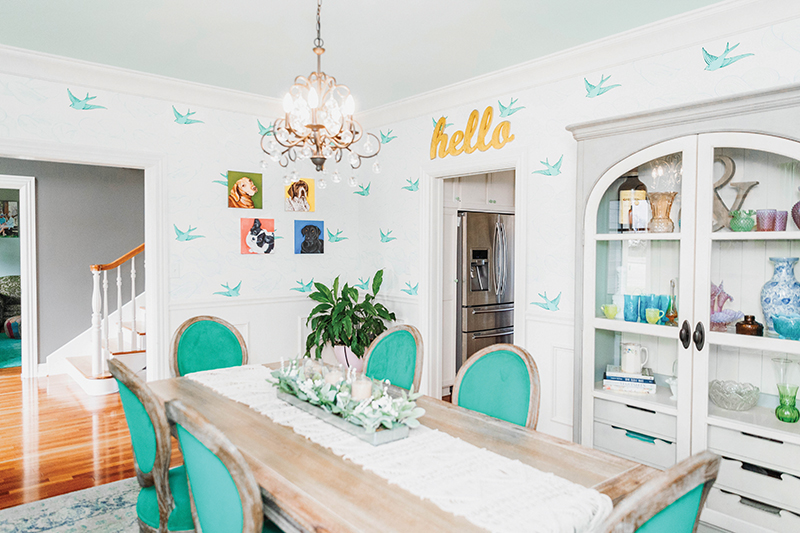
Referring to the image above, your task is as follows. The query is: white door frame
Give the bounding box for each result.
[0,138,169,380]
[419,153,528,398]
[0,174,36,377]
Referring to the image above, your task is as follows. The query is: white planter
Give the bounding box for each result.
[333,345,364,372]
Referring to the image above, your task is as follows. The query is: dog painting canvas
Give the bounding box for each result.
[284,179,315,212]
[240,218,275,254]
[227,171,262,209]
[294,220,324,254]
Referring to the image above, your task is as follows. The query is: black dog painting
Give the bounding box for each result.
[294,220,324,254]
[240,218,275,254]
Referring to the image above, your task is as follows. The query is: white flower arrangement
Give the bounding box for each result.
[271,360,425,433]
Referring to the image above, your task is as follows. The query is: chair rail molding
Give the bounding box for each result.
[0,137,169,380]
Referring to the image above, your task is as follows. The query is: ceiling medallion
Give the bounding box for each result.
[261,0,379,173]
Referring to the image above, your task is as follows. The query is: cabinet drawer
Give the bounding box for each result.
[705,488,800,533]
[708,425,800,477]
[594,398,676,440]
[716,458,800,514]
[593,421,675,470]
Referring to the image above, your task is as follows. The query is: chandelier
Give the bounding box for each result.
[262,0,379,172]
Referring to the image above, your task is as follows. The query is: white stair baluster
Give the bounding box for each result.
[130,256,137,351]
[117,266,123,354]
[91,269,102,376]
[102,270,109,362]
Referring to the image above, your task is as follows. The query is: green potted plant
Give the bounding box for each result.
[305,269,396,370]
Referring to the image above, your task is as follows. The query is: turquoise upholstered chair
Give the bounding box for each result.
[452,343,540,428]
[363,325,424,392]
[171,316,248,377]
[108,357,195,533]
[165,400,281,533]
[599,451,720,533]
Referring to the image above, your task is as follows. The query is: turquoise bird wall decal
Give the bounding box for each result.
[213,172,228,185]
[327,229,348,242]
[401,282,419,296]
[354,277,370,290]
[380,229,396,243]
[498,97,524,117]
[402,178,420,192]
[173,106,204,124]
[257,119,274,136]
[584,75,620,98]
[173,224,205,241]
[702,42,754,71]
[214,281,242,297]
[532,291,561,311]
[291,279,314,292]
[380,130,397,144]
[432,117,453,129]
[67,89,106,110]
[354,183,371,196]
[532,155,563,176]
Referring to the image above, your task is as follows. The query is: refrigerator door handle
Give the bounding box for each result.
[472,328,514,340]
[500,221,508,296]
[471,305,514,314]
[494,221,502,295]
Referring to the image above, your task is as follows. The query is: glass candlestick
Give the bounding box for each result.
[772,358,800,423]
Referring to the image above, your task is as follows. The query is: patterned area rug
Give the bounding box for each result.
[0,336,20,369]
[0,478,139,533]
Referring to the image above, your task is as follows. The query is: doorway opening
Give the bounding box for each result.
[0,187,21,369]
[441,171,516,397]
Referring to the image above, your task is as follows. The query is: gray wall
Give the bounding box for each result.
[0,159,144,362]
[0,189,20,276]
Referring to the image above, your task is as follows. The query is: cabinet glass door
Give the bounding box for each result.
[582,137,697,463]
[693,133,800,455]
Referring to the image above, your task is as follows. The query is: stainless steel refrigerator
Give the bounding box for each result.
[456,211,514,372]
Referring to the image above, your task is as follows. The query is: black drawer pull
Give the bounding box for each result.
[741,431,784,445]
[626,404,656,414]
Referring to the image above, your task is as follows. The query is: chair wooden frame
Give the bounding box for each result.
[164,399,264,533]
[108,357,189,533]
[363,324,424,392]
[170,315,248,377]
[452,343,541,429]
[599,451,721,533]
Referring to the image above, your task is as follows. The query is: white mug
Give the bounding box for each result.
[621,343,649,374]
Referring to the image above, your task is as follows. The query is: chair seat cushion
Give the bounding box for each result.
[137,465,195,532]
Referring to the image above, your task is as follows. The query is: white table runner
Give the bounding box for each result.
[187,365,612,533]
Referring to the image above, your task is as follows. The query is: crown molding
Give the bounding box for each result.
[359,0,800,129]
[0,44,283,117]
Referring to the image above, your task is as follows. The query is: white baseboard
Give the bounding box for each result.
[37,362,48,376]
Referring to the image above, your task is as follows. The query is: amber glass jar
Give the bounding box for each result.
[736,315,764,336]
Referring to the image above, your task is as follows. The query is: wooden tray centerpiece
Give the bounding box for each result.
[271,360,425,446]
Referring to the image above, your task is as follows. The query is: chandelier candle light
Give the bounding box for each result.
[262,0,380,172]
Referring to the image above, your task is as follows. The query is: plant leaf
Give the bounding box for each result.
[372,269,384,295]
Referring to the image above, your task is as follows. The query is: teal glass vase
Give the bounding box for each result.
[772,358,800,423]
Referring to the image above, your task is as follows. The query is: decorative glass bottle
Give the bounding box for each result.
[647,192,678,233]
[617,171,647,233]
[760,257,800,336]
[772,357,799,423]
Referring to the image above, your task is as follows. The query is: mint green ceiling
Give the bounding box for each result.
[0,0,724,110]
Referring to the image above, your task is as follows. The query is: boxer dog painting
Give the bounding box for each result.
[227,171,262,209]
[294,220,324,254]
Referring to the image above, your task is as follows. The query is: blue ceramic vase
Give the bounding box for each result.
[761,257,800,335]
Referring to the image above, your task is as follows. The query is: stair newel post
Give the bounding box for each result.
[116,266,123,354]
[91,268,103,377]
[102,270,109,360]
[130,256,137,351]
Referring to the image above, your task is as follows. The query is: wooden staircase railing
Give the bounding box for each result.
[90,244,144,377]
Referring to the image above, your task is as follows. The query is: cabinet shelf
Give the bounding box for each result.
[594,233,681,241]
[593,317,680,339]
[707,331,800,355]
[711,231,800,241]
[593,382,677,416]
[707,402,800,447]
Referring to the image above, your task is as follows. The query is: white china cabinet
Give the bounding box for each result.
[569,85,800,533]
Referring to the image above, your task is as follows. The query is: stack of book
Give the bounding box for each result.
[603,365,657,394]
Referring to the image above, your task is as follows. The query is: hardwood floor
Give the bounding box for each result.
[0,366,181,510]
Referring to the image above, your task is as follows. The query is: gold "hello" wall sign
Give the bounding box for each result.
[430,106,514,160]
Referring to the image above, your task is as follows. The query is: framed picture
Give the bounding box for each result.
[0,201,18,237]
[294,220,324,254]
[241,218,275,254]
[228,170,262,209]
[285,179,315,212]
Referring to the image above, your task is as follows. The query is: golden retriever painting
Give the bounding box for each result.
[227,171,262,209]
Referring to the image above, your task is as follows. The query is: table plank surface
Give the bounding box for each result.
[149,367,655,532]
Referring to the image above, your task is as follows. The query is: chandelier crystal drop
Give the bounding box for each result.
[261,0,380,172]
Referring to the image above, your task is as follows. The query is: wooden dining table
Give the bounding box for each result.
[148,364,655,533]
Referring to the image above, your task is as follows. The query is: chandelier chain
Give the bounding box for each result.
[314,0,323,49]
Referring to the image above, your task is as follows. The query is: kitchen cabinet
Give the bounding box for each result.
[569,85,800,533]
